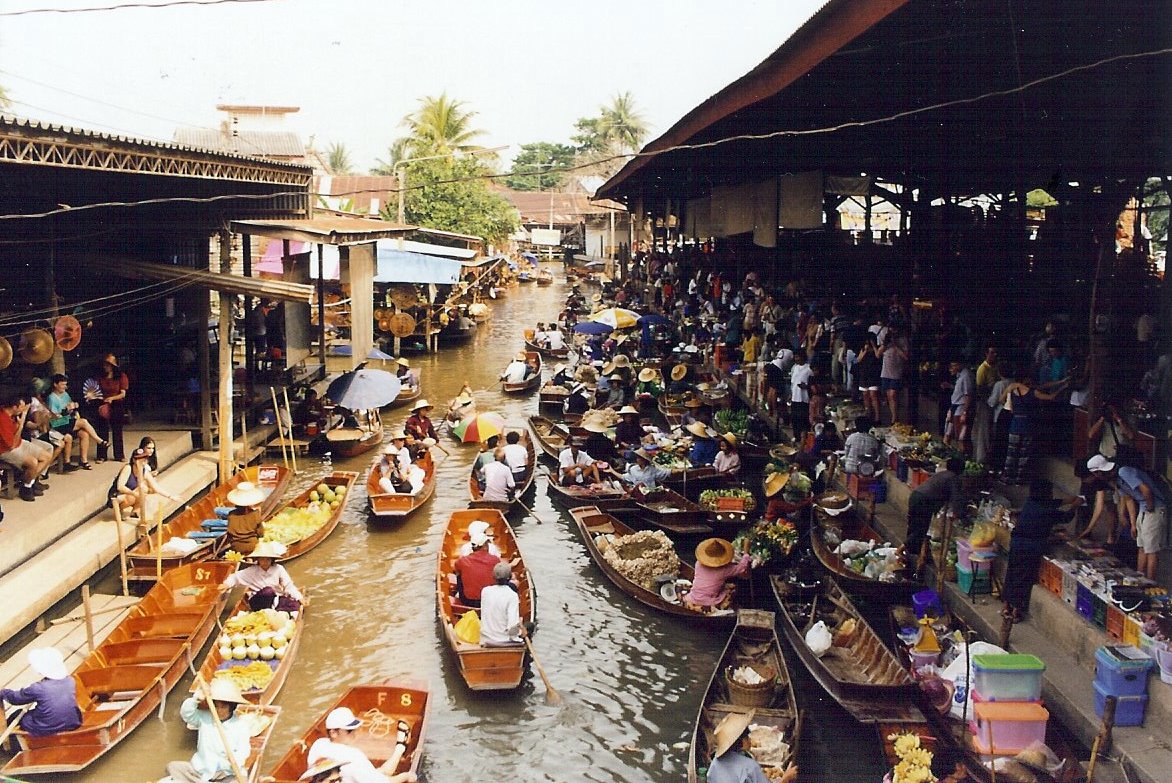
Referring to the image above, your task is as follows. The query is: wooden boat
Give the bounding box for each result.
[627,485,712,535]
[436,510,535,690]
[570,506,737,626]
[538,382,570,409]
[469,429,536,512]
[526,338,570,360]
[547,477,630,510]
[126,465,291,585]
[528,414,570,459]
[662,465,726,500]
[323,409,383,459]
[192,597,305,706]
[366,449,437,521]
[266,681,430,783]
[769,573,924,727]
[536,268,555,286]
[2,562,234,775]
[390,381,422,408]
[501,351,542,394]
[264,471,359,560]
[809,508,918,601]
[236,704,282,783]
[687,610,799,783]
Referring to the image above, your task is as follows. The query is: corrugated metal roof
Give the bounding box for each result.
[495,189,619,224]
[174,127,305,157]
[230,216,412,245]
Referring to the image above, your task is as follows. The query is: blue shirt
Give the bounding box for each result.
[623,462,671,489]
[0,677,82,736]
[689,437,719,466]
[705,750,771,783]
[1118,466,1165,510]
[178,696,252,780]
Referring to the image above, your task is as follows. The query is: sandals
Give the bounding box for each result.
[79,462,93,470]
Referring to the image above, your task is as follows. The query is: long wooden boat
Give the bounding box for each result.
[663,465,726,501]
[528,414,570,459]
[193,597,305,706]
[389,381,422,408]
[658,393,689,426]
[547,478,630,510]
[323,409,383,459]
[769,573,924,727]
[436,510,535,690]
[126,465,290,585]
[259,471,359,560]
[266,681,430,783]
[3,562,234,775]
[525,338,570,360]
[538,382,570,409]
[501,351,542,394]
[469,430,536,512]
[627,485,712,535]
[809,508,918,601]
[536,269,555,286]
[570,506,737,626]
[688,610,799,783]
[237,704,282,783]
[366,449,437,521]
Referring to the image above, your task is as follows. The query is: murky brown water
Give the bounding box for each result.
[74,273,885,783]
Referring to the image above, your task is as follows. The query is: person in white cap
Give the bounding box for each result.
[704,708,797,783]
[306,707,417,783]
[224,481,268,556]
[378,432,425,494]
[0,647,80,736]
[479,562,522,647]
[164,679,251,783]
[220,541,303,612]
[404,400,438,446]
[457,520,503,558]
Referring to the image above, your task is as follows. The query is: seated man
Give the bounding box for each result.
[454,530,502,607]
[621,448,671,490]
[686,421,720,466]
[501,352,530,385]
[165,679,252,783]
[842,416,881,475]
[294,389,328,427]
[557,439,601,486]
[457,520,503,557]
[563,383,591,416]
[479,562,523,647]
[0,647,81,737]
[481,448,515,503]
[548,363,572,388]
[501,431,528,478]
[0,393,54,502]
[545,327,566,351]
[307,707,418,783]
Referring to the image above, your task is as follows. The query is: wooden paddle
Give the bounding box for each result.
[514,497,547,526]
[193,675,249,783]
[521,629,562,706]
[0,705,31,751]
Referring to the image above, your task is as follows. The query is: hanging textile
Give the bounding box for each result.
[778,170,824,229]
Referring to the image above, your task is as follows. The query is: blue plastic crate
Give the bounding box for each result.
[1094,679,1148,726]
[1094,646,1153,697]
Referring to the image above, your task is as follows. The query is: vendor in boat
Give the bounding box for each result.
[0,647,81,737]
[219,541,303,612]
[454,529,502,607]
[564,383,592,416]
[446,387,475,426]
[1002,478,1083,623]
[395,358,418,390]
[713,434,741,476]
[602,373,628,409]
[573,361,600,387]
[501,352,532,385]
[613,405,644,452]
[404,399,438,446]
[682,397,712,428]
[543,325,566,352]
[224,480,267,556]
[164,679,251,783]
[581,420,617,465]
[685,537,755,611]
[621,448,671,490]
[479,562,523,647]
[558,438,602,486]
[307,707,419,783]
[549,363,572,388]
[294,389,329,430]
[481,448,516,503]
[108,446,178,518]
[376,444,413,495]
[382,430,425,493]
[686,422,720,466]
[667,363,690,394]
[763,471,814,524]
[298,758,344,783]
[635,367,663,398]
[706,709,798,783]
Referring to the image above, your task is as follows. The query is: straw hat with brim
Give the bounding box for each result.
[601,361,617,375]
[387,428,407,440]
[671,364,688,381]
[765,472,788,498]
[696,382,711,392]
[634,448,653,462]
[246,541,288,561]
[0,336,12,371]
[638,368,657,383]
[721,433,737,446]
[514,352,527,361]
[582,421,608,433]
[711,709,756,758]
[684,398,704,409]
[686,421,712,438]
[609,374,623,381]
[207,678,249,705]
[324,707,362,731]
[613,355,631,368]
[300,758,346,781]
[28,647,68,680]
[696,538,735,568]
[227,481,267,508]
[396,358,410,368]
[411,399,432,412]
[617,405,639,416]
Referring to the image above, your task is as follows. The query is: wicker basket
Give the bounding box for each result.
[724,663,776,707]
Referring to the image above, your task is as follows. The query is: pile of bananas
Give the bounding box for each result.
[214,660,274,692]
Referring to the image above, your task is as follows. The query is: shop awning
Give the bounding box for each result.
[230,215,413,245]
[395,239,477,260]
[105,258,314,302]
[461,253,506,268]
[373,245,463,284]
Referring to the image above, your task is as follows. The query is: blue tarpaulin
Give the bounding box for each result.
[374,242,463,284]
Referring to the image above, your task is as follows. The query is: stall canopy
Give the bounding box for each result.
[373,243,463,284]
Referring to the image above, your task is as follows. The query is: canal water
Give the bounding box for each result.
[77,274,887,783]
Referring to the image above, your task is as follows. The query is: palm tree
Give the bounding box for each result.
[398,93,487,160]
[326,142,354,175]
[598,91,648,154]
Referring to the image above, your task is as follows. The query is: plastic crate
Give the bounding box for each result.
[958,563,992,594]
[1094,680,1148,726]
[1105,605,1126,641]
[972,654,1045,701]
[1076,584,1094,621]
[1122,614,1141,647]
[1094,646,1153,697]
[1061,571,1078,605]
[972,701,1049,755]
[1037,558,1062,596]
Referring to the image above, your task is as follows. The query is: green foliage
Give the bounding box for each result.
[326,143,354,175]
[385,157,518,245]
[395,92,488,160]
[506,142,577,191]
[570,92,649,178]
[1143,177,1168,253]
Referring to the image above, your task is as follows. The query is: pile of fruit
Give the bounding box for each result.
[732,519,797,563]
[216,609,296,666]
[714,409,749,438]
[215,660,274,692]
[699,488,756,512]
[652,451,690,470]
[261,482,346,545]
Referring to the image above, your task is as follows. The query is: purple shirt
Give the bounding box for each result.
[688,554,751,607]
[1,677,82,736]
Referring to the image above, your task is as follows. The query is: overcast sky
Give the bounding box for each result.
[0,0,825,171]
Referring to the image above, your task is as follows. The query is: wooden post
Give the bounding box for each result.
[217,229,235,484]
[81,585,96,653]
[243,234,254,393]
[935,512,954,596]
[282,387,299,475]
[317,244,327,370]
[198,287,213,451]
[1087,694,1117,782]
[112,500,129,596]
[155,497,164,583]
[269,387,289,470]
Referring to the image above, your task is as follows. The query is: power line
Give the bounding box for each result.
[0,0,281,17]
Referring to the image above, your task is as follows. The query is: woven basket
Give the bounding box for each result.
[725,663,776,707]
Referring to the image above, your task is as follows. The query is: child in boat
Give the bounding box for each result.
[0,647,81,736]
[219,541,303,612]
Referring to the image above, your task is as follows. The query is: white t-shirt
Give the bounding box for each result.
[502,443,528,472]
[558,448,593,470]
[482,460,515,502]
[479,583,522,646]
[546,330,566,349]
[790,363,812,403]
[306,738,384,783]
[503,361,529,384]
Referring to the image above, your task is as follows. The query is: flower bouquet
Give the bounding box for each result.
[732,520,799,565]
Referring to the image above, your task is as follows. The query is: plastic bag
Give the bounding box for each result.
[454,610,480,645]
[970,523,997,548]
[940,640,1006,720]
[805,620,832,658]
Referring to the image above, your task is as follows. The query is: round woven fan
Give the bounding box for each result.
[54,315,83,351]
[0,336,11,371]
[81,378,103,401]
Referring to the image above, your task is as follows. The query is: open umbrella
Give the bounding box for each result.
[325,367,402,410]
[637,313,671,326]
[452,411,507,444]
[590,307,640,330]
[572,321,614,335]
